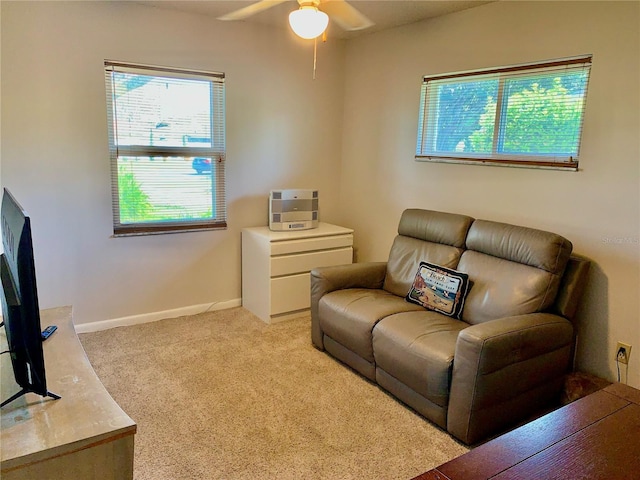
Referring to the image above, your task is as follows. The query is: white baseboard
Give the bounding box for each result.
[74,299,242,334]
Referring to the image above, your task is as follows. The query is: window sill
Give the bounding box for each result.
[113,222,227,237]
[415,155,579,171]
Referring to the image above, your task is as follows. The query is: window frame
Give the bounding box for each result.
[415,55,592,171]
[104,61,226,236]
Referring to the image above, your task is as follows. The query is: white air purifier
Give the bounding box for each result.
[269,189,319,231]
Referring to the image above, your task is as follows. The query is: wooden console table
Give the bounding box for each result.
[1,306,136,480]
[413,382,640,479]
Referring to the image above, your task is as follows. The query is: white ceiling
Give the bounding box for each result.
[138,0,495,39]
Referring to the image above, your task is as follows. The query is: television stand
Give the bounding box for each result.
[0,388,60,408]
[1,306,136,480]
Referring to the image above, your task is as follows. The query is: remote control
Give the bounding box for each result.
[41,325,57,340]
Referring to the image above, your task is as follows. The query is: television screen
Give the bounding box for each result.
[0,188,59,407]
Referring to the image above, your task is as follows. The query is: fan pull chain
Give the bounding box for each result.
[312,32,327,80]
[313,37,317,80]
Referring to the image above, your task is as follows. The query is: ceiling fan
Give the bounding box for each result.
[218,0,374,39]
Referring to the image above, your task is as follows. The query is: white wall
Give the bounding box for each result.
[340,1,639,387]
[2,1,638,388]
[1,1,345,325]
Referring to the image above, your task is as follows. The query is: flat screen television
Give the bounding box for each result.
[0,188,59,407]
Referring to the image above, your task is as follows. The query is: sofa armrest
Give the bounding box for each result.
[310,262,387,350]
[447,313,573,444]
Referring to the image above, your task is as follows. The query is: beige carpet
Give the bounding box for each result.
[79,307,468,480]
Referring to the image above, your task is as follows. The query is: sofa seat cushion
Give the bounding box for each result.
[373,311,467,407]
[319,288,423,362]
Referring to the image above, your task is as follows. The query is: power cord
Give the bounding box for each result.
[616,359,630,384]
[202,302,220,314]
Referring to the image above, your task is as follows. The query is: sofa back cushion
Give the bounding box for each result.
[384,209,473,297]
[551,255,591,323]
[458,220,572,324]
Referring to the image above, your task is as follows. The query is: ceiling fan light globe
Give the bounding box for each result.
[288,7,329,39]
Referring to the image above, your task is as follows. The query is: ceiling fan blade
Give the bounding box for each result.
[218,0,290,21]
[320,0,374,31]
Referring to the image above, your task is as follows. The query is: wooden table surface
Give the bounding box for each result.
[414,382,640,480]
[1,307,136,479]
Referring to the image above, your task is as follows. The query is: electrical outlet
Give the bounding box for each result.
[616,342,632,365]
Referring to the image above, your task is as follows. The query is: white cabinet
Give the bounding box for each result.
[241,223,353,323]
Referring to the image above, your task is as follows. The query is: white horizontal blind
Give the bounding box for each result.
[105,61,226,235]
[416,55,592,170]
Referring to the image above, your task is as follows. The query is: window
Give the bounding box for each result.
[416,56,592,170]
[104,61,226,235]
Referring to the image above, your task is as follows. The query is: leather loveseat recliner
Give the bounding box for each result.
[310,209,590,445]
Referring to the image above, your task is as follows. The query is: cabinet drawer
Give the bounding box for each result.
[270,234,353,256]
[270,247,353,277]
[271,274,311,315]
